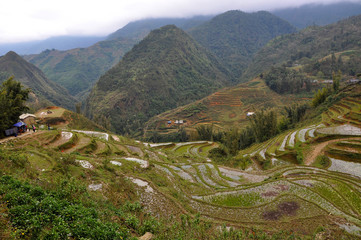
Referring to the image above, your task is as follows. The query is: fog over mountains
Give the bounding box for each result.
[1,1,361,55]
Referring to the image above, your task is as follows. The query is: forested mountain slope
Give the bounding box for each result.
[85,25,233,136]
[244,14,361,80]
[188,10,296,78]
[24,38,136,99]
[0,51,77,110]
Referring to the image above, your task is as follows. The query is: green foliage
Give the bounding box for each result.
[281,104,309,130]
[263,66,311,94]
[189,10,296,78]
[86,25,232,135]
[312,87,331,107]
[196,125,213,141]
[295,142,304,164]
[249,109,278,143]
[314,155,331,168]
[25,39,136,98]
[0,51,76,110]
[245,15,361,79]
[0,77,29,138]
[209,192,264,207]
[332,70,341,92]
[0,176,129,239]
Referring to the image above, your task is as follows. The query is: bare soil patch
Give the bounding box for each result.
[278,201,299,215]
[262,201,299,221]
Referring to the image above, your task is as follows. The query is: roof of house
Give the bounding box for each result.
[19,113,36,119]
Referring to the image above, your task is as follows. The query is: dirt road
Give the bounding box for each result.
[305,137,361,165]
[0,131,43,144]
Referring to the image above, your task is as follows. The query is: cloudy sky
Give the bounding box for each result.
[0,0,359,43]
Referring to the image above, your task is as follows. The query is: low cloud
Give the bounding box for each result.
[0,0,359,43]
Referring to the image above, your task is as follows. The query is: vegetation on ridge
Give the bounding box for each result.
[85,25,233,136]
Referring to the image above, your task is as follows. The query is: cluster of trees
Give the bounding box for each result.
[0,77,29,138]
[311,71,341,107]
[304,53,361,78]
[262,66,311,94]
[202,106,308,159]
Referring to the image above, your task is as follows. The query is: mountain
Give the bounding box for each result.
[85,25,233,136]
[0,51,77,110]
[272,2,361,29]
[244,14,361,80]
[0,35,105,55]
[24,38,136,99]
[188,10,297,78]
[107,15,214,41]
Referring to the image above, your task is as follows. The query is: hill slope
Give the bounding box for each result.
[244,14,361,80]
[0,51,77,110]
[144,78,307,139]
[1,83,361,238]
[24,38,136,99]
[188,10,296,78]
[85,25,233,136]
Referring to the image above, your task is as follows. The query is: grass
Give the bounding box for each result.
[209,192,265,207]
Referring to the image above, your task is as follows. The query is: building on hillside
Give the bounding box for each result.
[247,112,255,117]
[19,113,36,126]
[348,79,360,84]
[323,80,333,84]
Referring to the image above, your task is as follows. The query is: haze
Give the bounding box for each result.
[0,0,360,43]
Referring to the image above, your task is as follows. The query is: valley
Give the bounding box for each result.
[1,3,361,239]
[1,85,361,238]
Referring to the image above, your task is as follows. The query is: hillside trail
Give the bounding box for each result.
[0,130,43,144]
[305,137,361,165]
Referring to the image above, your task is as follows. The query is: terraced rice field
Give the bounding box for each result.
[4,93,361,237]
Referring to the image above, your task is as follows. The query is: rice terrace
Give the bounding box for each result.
[2,3,361,239]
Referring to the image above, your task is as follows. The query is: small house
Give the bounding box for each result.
[323,80,333,84]
[19,113,36,126]
[247,112,255,117]
[349,79,360,84]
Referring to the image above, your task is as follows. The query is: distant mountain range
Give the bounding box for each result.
[0,36,105,56]
[2,2,361,56]
[85,25,232,136]
[0,51,77,110]
[107,15,214,40]
[272,2,361,29]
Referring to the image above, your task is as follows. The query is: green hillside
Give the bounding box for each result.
[144,78,309,140]
[0,51,77,111]
[24,38,136,99]
[189,10,296,78]
[244,14,361,80]
[85,25,233,136]
[1,83,361,238]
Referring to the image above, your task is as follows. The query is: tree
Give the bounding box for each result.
[196,125,213,141]
[248,109,278,143]
[0,77,30,137]
[332,70,341,92]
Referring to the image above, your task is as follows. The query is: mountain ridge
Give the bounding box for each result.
[0,51,77,110]
[85,25,233,136]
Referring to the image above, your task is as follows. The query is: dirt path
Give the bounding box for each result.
[305,137,361,165]
[0,130,43,144]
